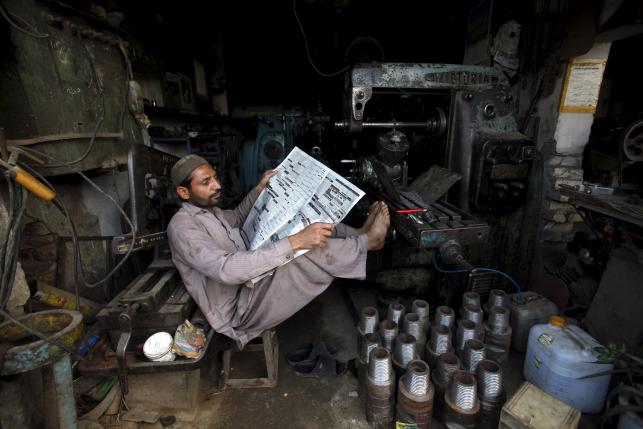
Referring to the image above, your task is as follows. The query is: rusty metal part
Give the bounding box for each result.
[412,299,430,331]
[462,304,484,326]
[397,360,435,428]
[358,331,381,365]
[443,371,480,428]
[425,324,454,367]
[431,352,460,422]
[357,357,368,406]
[462,339,486,373]
[455,319,480,356]
[484,289,510,312]
[0,310,84,429]
[387,302,405,326]
[366,347,396,429]
[403,313,426,359]
[379,320,398,351]
[478,389,507,429]
[434,306,455,330]
[484,305,512,365]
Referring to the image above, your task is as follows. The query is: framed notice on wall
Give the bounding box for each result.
[559,60,607,113]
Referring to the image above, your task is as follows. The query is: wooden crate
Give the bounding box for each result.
[500,382,581,429]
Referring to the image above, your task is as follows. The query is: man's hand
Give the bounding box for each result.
[288,223,333,251]
[255,170,277,193]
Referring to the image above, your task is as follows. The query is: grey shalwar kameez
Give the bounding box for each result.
[167,189,368,348]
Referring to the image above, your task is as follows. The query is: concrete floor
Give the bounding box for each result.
[178,282,527,429]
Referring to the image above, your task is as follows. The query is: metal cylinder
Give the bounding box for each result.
[455,320,480,355]
[476,359,504,399]
[483,324,512,366]
[478,392,507,429]
[443,371,480,428]
[462,304,484,326]
[448,371,478,411]
[487,305,510,334]
[462,292,481,309]
[361,332,382,364]
[404,313,426,359]
[434,306,456,330]
[368,346,394,386]
[412,300,430,330]
[397,360,435,429]
[366,347,396,429]
[393,333,418,369]
[485,289,509,312]
[462,339,486,373]
[379,320,398,351]
[433,352,460,387]
[387,302,406,326]
[426,324,453,367]
[360,306,380,334]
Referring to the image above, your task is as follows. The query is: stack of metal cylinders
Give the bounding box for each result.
[484,305,512,365]
[476,359,507,429]
[396,359,435,429]
[462,339,486,373]
[357,332,381,404]
[412,299,430,333]
[357,306,379,357]
[431,352,461,421]
[366,346,396,429]
[433,306,456,331]
[455,319,481,357]
[443,370,480,428]
[425,324,454,367]
[403,313,426,359]
[461,303,485,341]
[379,320,398,351]
[461,292,481,314]
[392,333,418,376]
[387,302,406,326]
[484,289,510,312]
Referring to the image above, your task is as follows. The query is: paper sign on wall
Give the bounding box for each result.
[559,60,607,113]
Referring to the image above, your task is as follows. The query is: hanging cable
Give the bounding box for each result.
[0,2,49,39]
[293,0,350,78]
[432,250,524,298]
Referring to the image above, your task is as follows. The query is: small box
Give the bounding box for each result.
[500,382,580,429]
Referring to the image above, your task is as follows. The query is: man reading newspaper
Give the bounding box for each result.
[167,152,389,348]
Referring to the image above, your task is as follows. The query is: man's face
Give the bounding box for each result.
[177,164,222,208]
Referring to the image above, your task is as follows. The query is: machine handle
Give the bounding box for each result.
[12,166,56,201]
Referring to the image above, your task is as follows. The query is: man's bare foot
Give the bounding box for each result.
[357,202,381,235]
[366,202,390,251]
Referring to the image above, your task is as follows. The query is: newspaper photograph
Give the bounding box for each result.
[241,147,365,282]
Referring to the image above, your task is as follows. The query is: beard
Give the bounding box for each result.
[191,191,221,208]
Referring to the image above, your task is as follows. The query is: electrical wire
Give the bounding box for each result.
[0,2,49,39]
[293,0,350,78]
[432,250,524,298]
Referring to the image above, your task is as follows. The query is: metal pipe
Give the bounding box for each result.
[429,324,452,354]
[462,339,486,373]
[462,291,481,308]
[434,352,460,386]
[393,333,418,368]
[477,359,504,399]
[404,313,424,342]
[379,320,398,351]
[397,360,435,428]
[487,305,510,334]
[404,360,431,396]
[462,304,484,326]
[412,300,430,330]
[455,319,479,353]
[360,306,379,334]
[434,306,455,330]
[387,303,406,326]
[335,120,435,129]
[448,371,478,411]
[361,332,382,363]
[368,346,395,385]
[486,289,509,311]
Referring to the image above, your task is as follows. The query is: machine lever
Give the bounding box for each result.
[116,302,140,394]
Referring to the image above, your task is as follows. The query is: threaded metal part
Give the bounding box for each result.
[379,320,398,351]
[412,300,430,328]
[487,289,509,310]
[455,319,479,351]
[477,359,504,399]
[462,304,484,326]
[360,306,379,334]
[434,306,455,330]
[404,360,431,396]
[429,324,452,354]
[403,313,424,342]
[387,303,405,326]
[449,371,478,410]
[435,352,460,385]
[487,305,510,333]
[361,332,381,363]
[463,339,486,373]
[393,333,417,366]
[368,346,394,385]
[462,291,481,308]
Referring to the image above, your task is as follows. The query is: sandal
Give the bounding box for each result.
[292,353,347,378]
[285,341,337,367]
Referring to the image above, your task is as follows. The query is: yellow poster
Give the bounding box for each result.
[559,60,607,113]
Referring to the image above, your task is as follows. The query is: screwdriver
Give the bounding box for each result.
[396,208,428,215]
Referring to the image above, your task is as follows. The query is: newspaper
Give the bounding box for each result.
[241,147,365,283]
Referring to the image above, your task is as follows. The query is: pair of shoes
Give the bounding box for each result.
[285,341,337,367]
[286,342,347,378]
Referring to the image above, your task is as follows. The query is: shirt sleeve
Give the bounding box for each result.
[168,216,294,286]
[220,188,260,228]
